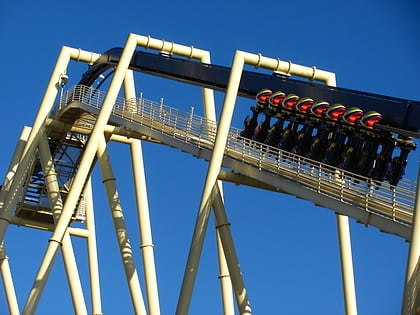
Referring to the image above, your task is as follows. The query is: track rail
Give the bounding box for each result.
[52,85,416,240]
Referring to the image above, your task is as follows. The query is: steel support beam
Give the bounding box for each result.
[336,214,358,315]
[212,184,251,314]
[0,48,100,246]
[402,167,420,314]
[38,130,88,315]
[0,242,19,315]
[84,179,103,315]
[21,37,134,314]
[178,48,337,314]
[216,230,235,315]
[0,126,31,315]
[125,69,161,315]
[97,136,147,315]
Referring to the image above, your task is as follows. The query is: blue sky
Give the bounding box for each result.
[1,1,420,314]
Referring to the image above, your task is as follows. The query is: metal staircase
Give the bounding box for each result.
[15,132,87,224]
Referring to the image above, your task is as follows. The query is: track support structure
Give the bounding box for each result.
[4,32,417,314]
[402,166,420,314]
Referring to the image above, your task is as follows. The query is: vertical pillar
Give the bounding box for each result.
[0,242,19,315]
[175,194,213,315]
[0,47,99,245]
[212,184,251,314]
[22,36,137,314]
[402,166,420,314]
[331,71,357,314]
[336,214,358,315]
[0,126,32,315]
[84,179,103,315]
[212,184,234,315]
[97,136,147,315]
[124,69,161,315]
[199,53,235,314]
[38,131,88,315]
[176,49,248,315]
[130,140,161,315]
[216,229,235,315]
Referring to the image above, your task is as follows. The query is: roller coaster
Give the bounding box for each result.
[82,46,418,188]
[1,34,420,314]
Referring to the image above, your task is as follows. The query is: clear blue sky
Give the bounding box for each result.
[1,1,420,314]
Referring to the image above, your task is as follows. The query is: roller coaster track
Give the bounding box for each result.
[48,84,416,240]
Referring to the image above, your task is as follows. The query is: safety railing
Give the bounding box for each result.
[56,85,416,227]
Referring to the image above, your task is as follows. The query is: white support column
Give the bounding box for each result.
[331,71,357,314]
[130,139,161,315]
[177,49,337,314]
[124,69,161,315]
[216,228,235,315]
[97,135,147,315]
[84,179,103,315]
[176,194,213,315]
[0,126,31,315]
[0,126,31,198]
[336,214,358,315]
[212,181,234,315]
[176,49,248,315]
[212,184,251,314]
[38,130,88,315]
[2,48,100,313]
[199,49,236,315]
[0,242,19,315]
[0,47,99,245]
[22,37,136,314]
[402,166,420,314]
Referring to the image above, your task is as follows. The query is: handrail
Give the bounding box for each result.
[55,85,416,230]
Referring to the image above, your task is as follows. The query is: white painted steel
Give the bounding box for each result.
[9,217,90,238]
[84,179,103,315]
[214,185,235,315]
[175,192,213,315]
[0,243,19,315]
[21,35,218,315]
[337,214,358,315]
[198,48,235,315]
[212,184,252,314]
[38,131,88,315]
[177,49,335,315]
[0,126,30,315]
[97,136,147,315]
[130,140,161,315]
[326,76,358,314]
[125,69,161,315]
[4,34,416,314]
[177,49,251,315]
[22,37,138,315]
[402,167,420,314]
[1,47,102,315]
[32,39,216,313]
[216,231,235,315]
[239,50,336,86]
[0,47,100,245]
